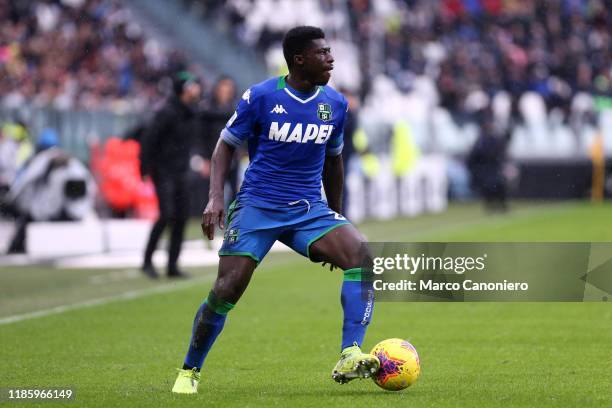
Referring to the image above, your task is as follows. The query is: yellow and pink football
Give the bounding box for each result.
[370,338,421,391]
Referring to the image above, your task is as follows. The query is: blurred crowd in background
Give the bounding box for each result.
[2,0,610,115]
[0,0,192,112]
[187,0,612,111]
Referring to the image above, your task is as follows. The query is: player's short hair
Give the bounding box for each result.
[282,26,325,68]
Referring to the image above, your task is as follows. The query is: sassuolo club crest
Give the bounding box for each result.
[317,103,332,121]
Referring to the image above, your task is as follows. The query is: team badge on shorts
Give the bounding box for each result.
[226,228,239,243]
[317,103,332,121]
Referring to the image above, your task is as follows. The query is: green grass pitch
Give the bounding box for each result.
[1,201,611,407]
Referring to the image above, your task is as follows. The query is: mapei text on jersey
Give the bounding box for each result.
[268,122,335,144]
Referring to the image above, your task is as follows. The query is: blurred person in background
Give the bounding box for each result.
[5,128,96,254]
[200,76,240,206]
[139,71,202,279]
[467,109,511,212]
[189,76,240,216]
[0,119,33,199]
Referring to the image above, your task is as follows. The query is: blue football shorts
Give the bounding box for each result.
[218,198,351,263]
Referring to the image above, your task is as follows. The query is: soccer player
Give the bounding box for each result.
[172,26,378,394]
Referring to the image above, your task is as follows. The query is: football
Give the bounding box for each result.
[370,338,421,391]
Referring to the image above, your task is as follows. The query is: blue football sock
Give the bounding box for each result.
[183,291,234,370]
[340,268,374,351]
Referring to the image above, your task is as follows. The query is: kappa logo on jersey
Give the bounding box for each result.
[268,122,334,144]
[242,89,251,104]
[270,104,288,114]
[317,103,332,121]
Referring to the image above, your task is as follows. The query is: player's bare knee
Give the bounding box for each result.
[343,250,363,270]
[214,264,253,304]
[212,278,241,304]
[332,245,362,270]
[342,229,368,268]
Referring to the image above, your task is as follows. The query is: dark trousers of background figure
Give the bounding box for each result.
[472,170,508,213]
[481,179,508,212]
[8,215,32,254]
[8,210,72,254]
[190,165,239,217]
[143,172,190,271]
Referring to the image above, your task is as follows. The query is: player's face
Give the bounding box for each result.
[303,39,334,86]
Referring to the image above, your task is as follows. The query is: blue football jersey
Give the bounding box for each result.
[221,76,348,207]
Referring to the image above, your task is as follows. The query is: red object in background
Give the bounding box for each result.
[93,137,158,219]
[134,178,159,220]
[481,0,502,15]
[442,0,465,18]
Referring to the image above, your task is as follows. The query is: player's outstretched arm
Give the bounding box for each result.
[202,138,235,240]
[322,153,344,214]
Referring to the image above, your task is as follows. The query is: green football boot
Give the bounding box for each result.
[171,368,200,394]
[331,343,380,384]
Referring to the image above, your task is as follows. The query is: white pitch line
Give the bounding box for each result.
[0,274,215,326]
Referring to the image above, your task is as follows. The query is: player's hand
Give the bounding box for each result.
[202,196,225,241]
[322,262,338,271]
